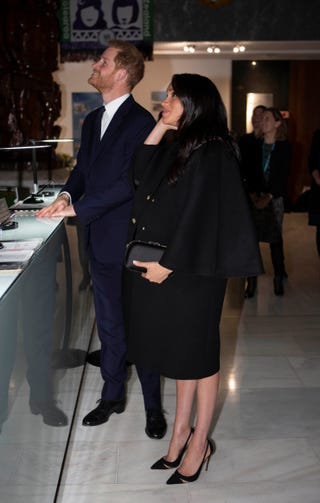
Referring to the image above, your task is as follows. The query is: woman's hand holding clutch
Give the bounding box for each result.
[133,261,173,284]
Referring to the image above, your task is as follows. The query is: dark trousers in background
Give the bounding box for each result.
[270,238,286,277]
[316,226,320,256]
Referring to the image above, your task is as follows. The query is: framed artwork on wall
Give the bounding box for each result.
[59,0,153,61]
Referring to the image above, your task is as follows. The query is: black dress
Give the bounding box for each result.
[123,140,263,380]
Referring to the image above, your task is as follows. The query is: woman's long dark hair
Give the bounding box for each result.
[167,73,238,184]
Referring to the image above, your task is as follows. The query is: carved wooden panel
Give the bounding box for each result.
[0,0,61,146]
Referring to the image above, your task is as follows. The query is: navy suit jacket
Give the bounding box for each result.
[63,95,155,264]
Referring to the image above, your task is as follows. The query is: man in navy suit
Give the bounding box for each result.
[38,40,166,438]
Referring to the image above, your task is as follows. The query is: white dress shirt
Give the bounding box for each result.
[100,93,130,139]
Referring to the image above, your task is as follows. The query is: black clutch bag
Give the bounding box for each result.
[125,240,166,272]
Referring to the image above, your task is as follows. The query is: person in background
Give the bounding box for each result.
[123,73,262,484]
[37,40,167,439]
[238,105,266,297]
[245,107,291,297]
[308,129,320,256]
[238,104,266,187]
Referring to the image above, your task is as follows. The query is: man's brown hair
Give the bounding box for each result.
[108,39,144,90]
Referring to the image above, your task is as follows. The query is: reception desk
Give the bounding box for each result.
[0,211,95,502]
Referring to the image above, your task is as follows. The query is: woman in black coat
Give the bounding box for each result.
[123,74,262,484]
[244,107,291,297]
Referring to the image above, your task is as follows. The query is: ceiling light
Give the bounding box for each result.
[207,46,221,54]
[233,44,246,53]
[251,60,257,66]
[184,45,195,53]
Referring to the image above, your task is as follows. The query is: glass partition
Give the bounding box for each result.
[0,215,94,502]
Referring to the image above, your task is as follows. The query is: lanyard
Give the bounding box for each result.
[262,143,275,173]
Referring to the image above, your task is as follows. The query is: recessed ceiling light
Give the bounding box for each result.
[207,46,221,54]
[183,45,196,53]
[233,44,246,53]
[184,45,195,53]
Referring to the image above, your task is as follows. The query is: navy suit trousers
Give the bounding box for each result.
[90,256,161,409]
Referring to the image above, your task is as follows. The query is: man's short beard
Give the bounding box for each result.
[88,76,98,90]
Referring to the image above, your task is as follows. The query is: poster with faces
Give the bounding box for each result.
[60,0,152,49]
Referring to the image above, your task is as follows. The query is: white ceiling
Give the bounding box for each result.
[154,40,320,60]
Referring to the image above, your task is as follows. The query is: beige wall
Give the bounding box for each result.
[53,56,232,157]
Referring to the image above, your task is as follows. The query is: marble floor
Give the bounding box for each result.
[56,213,320,503]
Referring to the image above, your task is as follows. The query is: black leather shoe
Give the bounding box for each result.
[86,349,101,367]
[82,399,125,426]
[30,401,68,427]
[145,409,167,439]
[245,276,257,298]
[274,276,284,296]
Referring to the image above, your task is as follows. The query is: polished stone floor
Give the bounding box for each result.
[56,213,320,503]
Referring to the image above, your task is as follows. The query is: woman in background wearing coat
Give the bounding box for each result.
[124,74,262,484]
[245,107,291,297]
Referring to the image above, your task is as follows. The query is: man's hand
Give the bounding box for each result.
[133,261,173,284]
[37,195,76,218]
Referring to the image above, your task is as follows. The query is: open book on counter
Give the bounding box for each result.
[0,238,43,273]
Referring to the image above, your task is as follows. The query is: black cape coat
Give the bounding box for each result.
[127,140,263,279]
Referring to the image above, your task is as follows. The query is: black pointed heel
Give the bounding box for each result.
[150,427,194,470]
[166,439,214,484]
